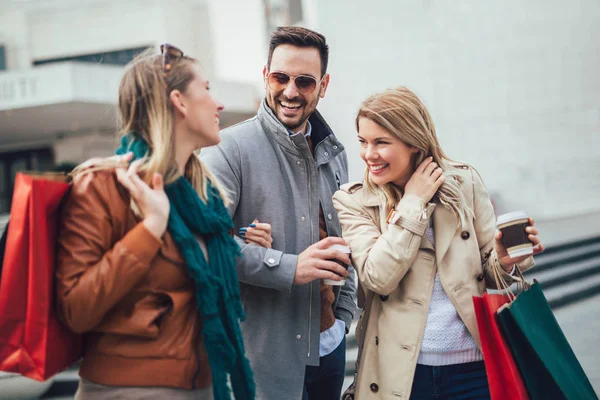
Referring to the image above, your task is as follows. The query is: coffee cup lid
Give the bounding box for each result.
[329,244,351,253]
[497,211,529,226]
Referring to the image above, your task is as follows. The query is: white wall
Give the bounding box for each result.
[28,0,161,61]
[316,0,600,224]
[0,0,216,74]
[206,0,267,88]
[159,0,216,76]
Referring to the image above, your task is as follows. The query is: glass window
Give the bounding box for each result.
[33,46,148,66]
[0,46,5,71]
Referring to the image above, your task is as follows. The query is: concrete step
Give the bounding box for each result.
[528,254,600,290]
[545,271,600,309]
[526,239,600,274]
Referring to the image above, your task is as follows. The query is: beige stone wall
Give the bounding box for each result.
[53,131,118,165]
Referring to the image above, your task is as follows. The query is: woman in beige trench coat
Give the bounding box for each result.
[332,87,544,400]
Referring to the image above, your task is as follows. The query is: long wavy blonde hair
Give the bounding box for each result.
[357,87,471,224]
[75,47,228,204]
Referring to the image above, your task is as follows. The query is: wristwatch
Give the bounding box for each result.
[386,208,402,225]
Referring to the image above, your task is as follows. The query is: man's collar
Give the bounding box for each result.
[287,121,312,138]
[257,98,342,161]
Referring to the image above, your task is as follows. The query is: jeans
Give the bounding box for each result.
[302,336,346,400]
[410,361,491,400]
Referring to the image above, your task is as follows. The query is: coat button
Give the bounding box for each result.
[333,145,338,150]
[370,383,379,393]
[296,160,301,165]
[380,294,389,302]
[477,273,485,281]
[324,152,329,156]
[461,231,470,240]
[327,213,332,220]
[267,258,275,265]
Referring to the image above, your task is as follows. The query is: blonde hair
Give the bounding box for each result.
[77,47,228,204]
[356,87,471,224]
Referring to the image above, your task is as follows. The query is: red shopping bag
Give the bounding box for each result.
[0,172,82,381]
[473,292,529,400]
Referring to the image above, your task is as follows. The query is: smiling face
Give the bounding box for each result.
[263,44,329,133]
[358,117,419,188]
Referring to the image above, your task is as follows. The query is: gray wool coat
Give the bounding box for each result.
[200,100,357,400]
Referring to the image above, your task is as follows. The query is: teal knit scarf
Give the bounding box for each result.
[116,134,254,400]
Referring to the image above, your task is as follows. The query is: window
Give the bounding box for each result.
[33,46,148,67]
[0,46,5,71]
[264,0,304,34]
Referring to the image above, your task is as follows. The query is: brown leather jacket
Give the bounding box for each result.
[56,170,211,390]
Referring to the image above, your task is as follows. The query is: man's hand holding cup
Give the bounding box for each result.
[294,237,351,286]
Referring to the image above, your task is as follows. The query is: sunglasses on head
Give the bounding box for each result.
[160,43,184,73]
[267,72,322,95]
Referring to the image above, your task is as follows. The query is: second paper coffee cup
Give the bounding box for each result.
[497,211,533,258]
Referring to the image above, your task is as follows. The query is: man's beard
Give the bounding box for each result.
[281,112,309,131]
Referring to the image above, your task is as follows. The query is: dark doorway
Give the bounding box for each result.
[0,148,54,213]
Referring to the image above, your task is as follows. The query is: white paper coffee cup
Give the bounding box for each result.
[323,244,351,286]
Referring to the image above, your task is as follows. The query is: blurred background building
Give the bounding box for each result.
[1,0,598,244]
[0,0,262,214]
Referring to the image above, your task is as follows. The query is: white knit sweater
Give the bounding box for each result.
[417,220,483,366]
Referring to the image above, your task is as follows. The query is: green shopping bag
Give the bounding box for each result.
[497,281,598,400]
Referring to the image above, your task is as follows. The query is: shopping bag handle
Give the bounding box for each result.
[490,259,530,302]
[21,171,71,183]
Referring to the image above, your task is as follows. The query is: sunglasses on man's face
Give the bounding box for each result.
[160,43,184,72]
[267,72,321,95]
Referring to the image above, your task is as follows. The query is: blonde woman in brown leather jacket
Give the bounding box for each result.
[56,44,255,400]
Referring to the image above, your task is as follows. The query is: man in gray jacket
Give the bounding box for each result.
[201,27,357,399]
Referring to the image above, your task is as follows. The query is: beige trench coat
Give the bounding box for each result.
[332,164,534,399]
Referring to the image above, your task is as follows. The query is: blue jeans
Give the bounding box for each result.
[410,361,491,400]
[302,336,346,400]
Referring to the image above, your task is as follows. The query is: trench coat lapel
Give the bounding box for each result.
[433,203,458,263]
